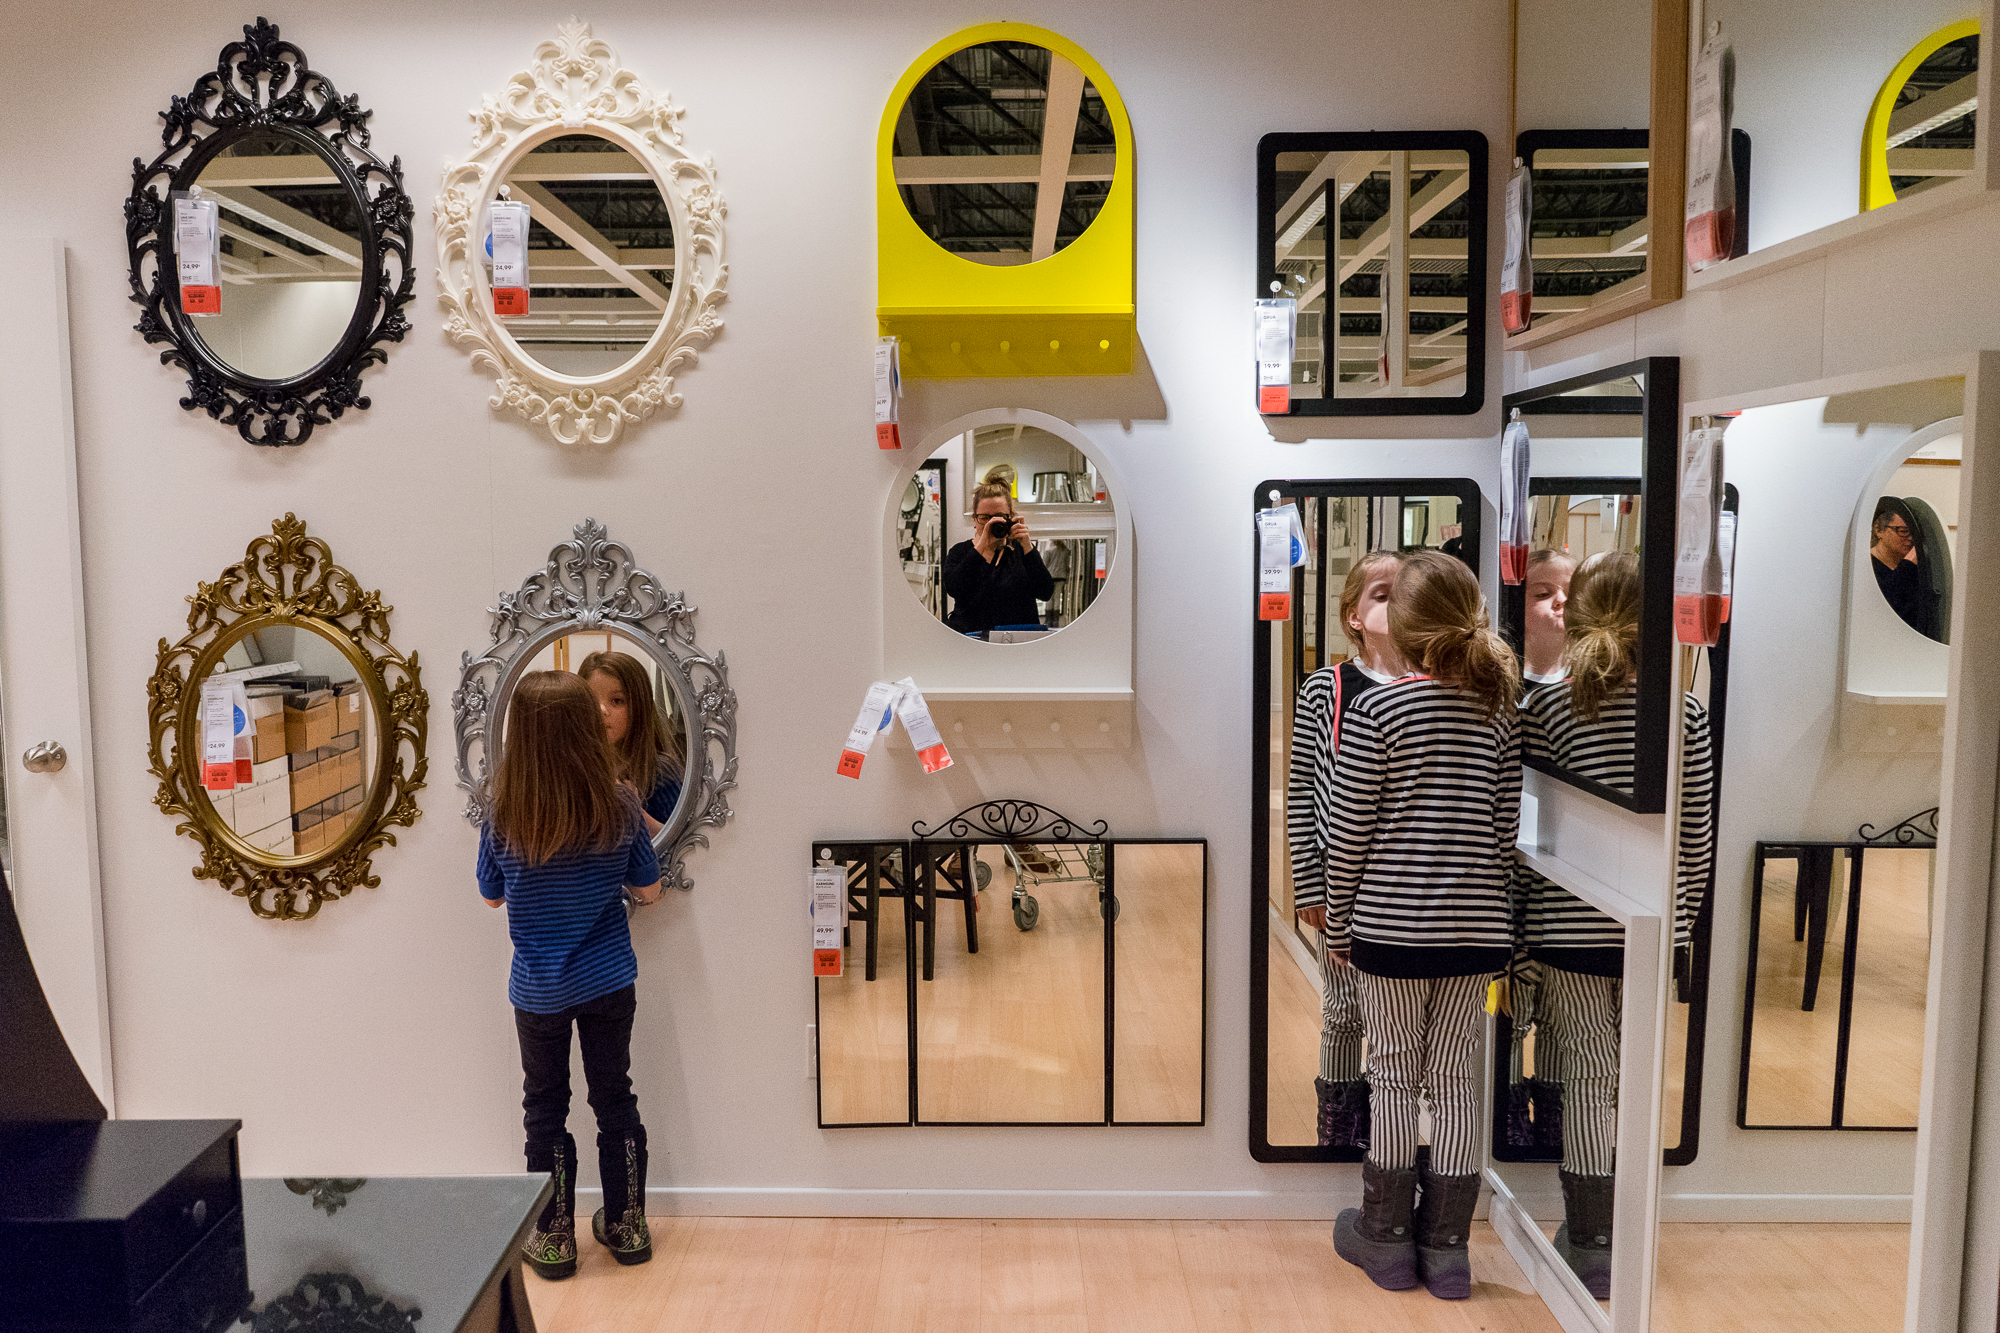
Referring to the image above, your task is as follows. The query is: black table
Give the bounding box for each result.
[220,1175,550,1333]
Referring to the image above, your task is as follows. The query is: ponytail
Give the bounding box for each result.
[1388,550,1518,720]
[1565,551,1641,723]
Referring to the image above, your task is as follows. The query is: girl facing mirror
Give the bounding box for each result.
[1522,549,1575,684]
[1323,551,1522,1301]
[580,651,686,838]
[1286,550,1406,1150]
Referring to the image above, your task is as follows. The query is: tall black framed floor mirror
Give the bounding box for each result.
[1248,477,1482,1161]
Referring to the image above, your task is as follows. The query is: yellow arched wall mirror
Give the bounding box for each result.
[1861,19,1979,212]
[877,24,1135,377]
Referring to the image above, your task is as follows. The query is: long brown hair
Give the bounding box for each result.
[491,671,629,865]
[1338,550,1403,656]
[579,649,685,791]
[1388,550,1518,720]
[1565,551,1641,723]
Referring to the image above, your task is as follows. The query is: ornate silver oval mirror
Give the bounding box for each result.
[125,19,415,445]
[453,519,736,889]
[436,21,727,446]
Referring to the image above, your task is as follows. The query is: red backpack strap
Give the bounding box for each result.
[1329,664,1345,754]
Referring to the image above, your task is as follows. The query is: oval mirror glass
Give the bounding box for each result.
[893,41,1115,264]
[189,130,367,382]
[495,132,677,380]
[896,422,1115,644]
[1866,431,1958,644]
[192,620,382,865]
[502,627,692,848]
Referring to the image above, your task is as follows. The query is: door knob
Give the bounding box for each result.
[22,741,65,774]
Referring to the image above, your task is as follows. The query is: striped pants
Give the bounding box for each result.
[1352,970,1489,1176]
[1319,934,1365,1082]
[1536,966,1620,1176]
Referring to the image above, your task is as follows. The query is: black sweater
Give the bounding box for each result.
[942,540,1055,633]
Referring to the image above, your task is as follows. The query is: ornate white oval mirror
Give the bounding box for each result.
[436,21,726,446]
[453,520,737,890]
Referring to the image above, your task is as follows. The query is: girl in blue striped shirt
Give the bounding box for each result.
[480,671,662,1280]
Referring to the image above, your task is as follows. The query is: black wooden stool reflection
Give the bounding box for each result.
[915,843,982,981]
[1784,844,1859,1012]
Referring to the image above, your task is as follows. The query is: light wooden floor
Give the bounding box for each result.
[523,1216,1557,1333]
[817,844,1204,1125]
[1653,1222,1909,1333]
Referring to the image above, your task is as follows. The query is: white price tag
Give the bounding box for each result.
[1674,424,1727,643]
[1094,539,1107,579]
[200,682,238,792]
[1501,160,1532,332]
[1717,508,1738,622]
[874,337,902,449]
[488,200,531,316]
[1500,415,1531,584]
[891,677,952,774]
[1254,298,1297,414]
[836,681,899,779]
[175,196,220,316]
[1258,508,1293,620]
[811,865,845,976]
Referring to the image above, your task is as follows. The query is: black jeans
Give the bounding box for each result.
[514,984,644,1152]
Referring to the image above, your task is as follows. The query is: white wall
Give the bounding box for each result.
[0,0,1508,1209]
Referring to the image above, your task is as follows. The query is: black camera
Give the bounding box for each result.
[987,516,1013,540]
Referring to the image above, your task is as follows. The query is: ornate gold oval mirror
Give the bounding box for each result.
[147,515,427,919]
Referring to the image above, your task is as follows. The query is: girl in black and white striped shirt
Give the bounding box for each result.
[1516,551,1716,1300]
[1326,551,1522,1302]
[1287,550,1404,1149]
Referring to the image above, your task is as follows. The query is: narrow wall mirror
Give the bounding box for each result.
[1650,383,1968,1333]
[1248,477,1482,1160]
[1502,359,1679,814]
[813,805,1206,1128]
[453,520,737,891]
[1739,819,1933,1131]
[1508,0,1687,345]
[146,515,427,920]
[1255,132,1488,415]
[125,20,414,445]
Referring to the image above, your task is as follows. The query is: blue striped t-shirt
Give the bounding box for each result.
[477,806,661,1014]
[643,755,683,825]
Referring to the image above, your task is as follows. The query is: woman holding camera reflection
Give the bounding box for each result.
[1870,498,1940,640]
[943,476,1056,635]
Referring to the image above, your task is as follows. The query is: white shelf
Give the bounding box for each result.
[1846,689,1948,706]
[1515,843,1655,927]
[1685,180,1993,293]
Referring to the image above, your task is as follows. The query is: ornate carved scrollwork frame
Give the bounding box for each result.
[912,802,1109,842]
[146,515,428,920]
[453,519,737,891]
[124,19,415,446]
[435,20,728,446]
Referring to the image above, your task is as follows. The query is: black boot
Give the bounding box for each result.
[1503,1080,1536,1149]
[591,1129,652,1265]
[1315,1077,1371,1150]
[1528,1077,1565,1154]
[522,1133,577,1280]
[1413,1162,1481,1300]
[1553,1170,1614,1299]
[1333,1160,1419,1290]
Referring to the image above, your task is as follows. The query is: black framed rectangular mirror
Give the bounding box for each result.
[1255,132,1487,416]
[1739,828,1932,1132]
[813,827,1206,1129]
[1249,477,1483,1161]
[1502,358,1678,813]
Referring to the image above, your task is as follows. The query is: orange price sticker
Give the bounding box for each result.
[814,948,843,977]
[181,285,221,315]
[836,749,865,779]
[1259,592,1291,620]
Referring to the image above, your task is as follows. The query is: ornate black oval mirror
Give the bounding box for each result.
[125,19,414,445]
